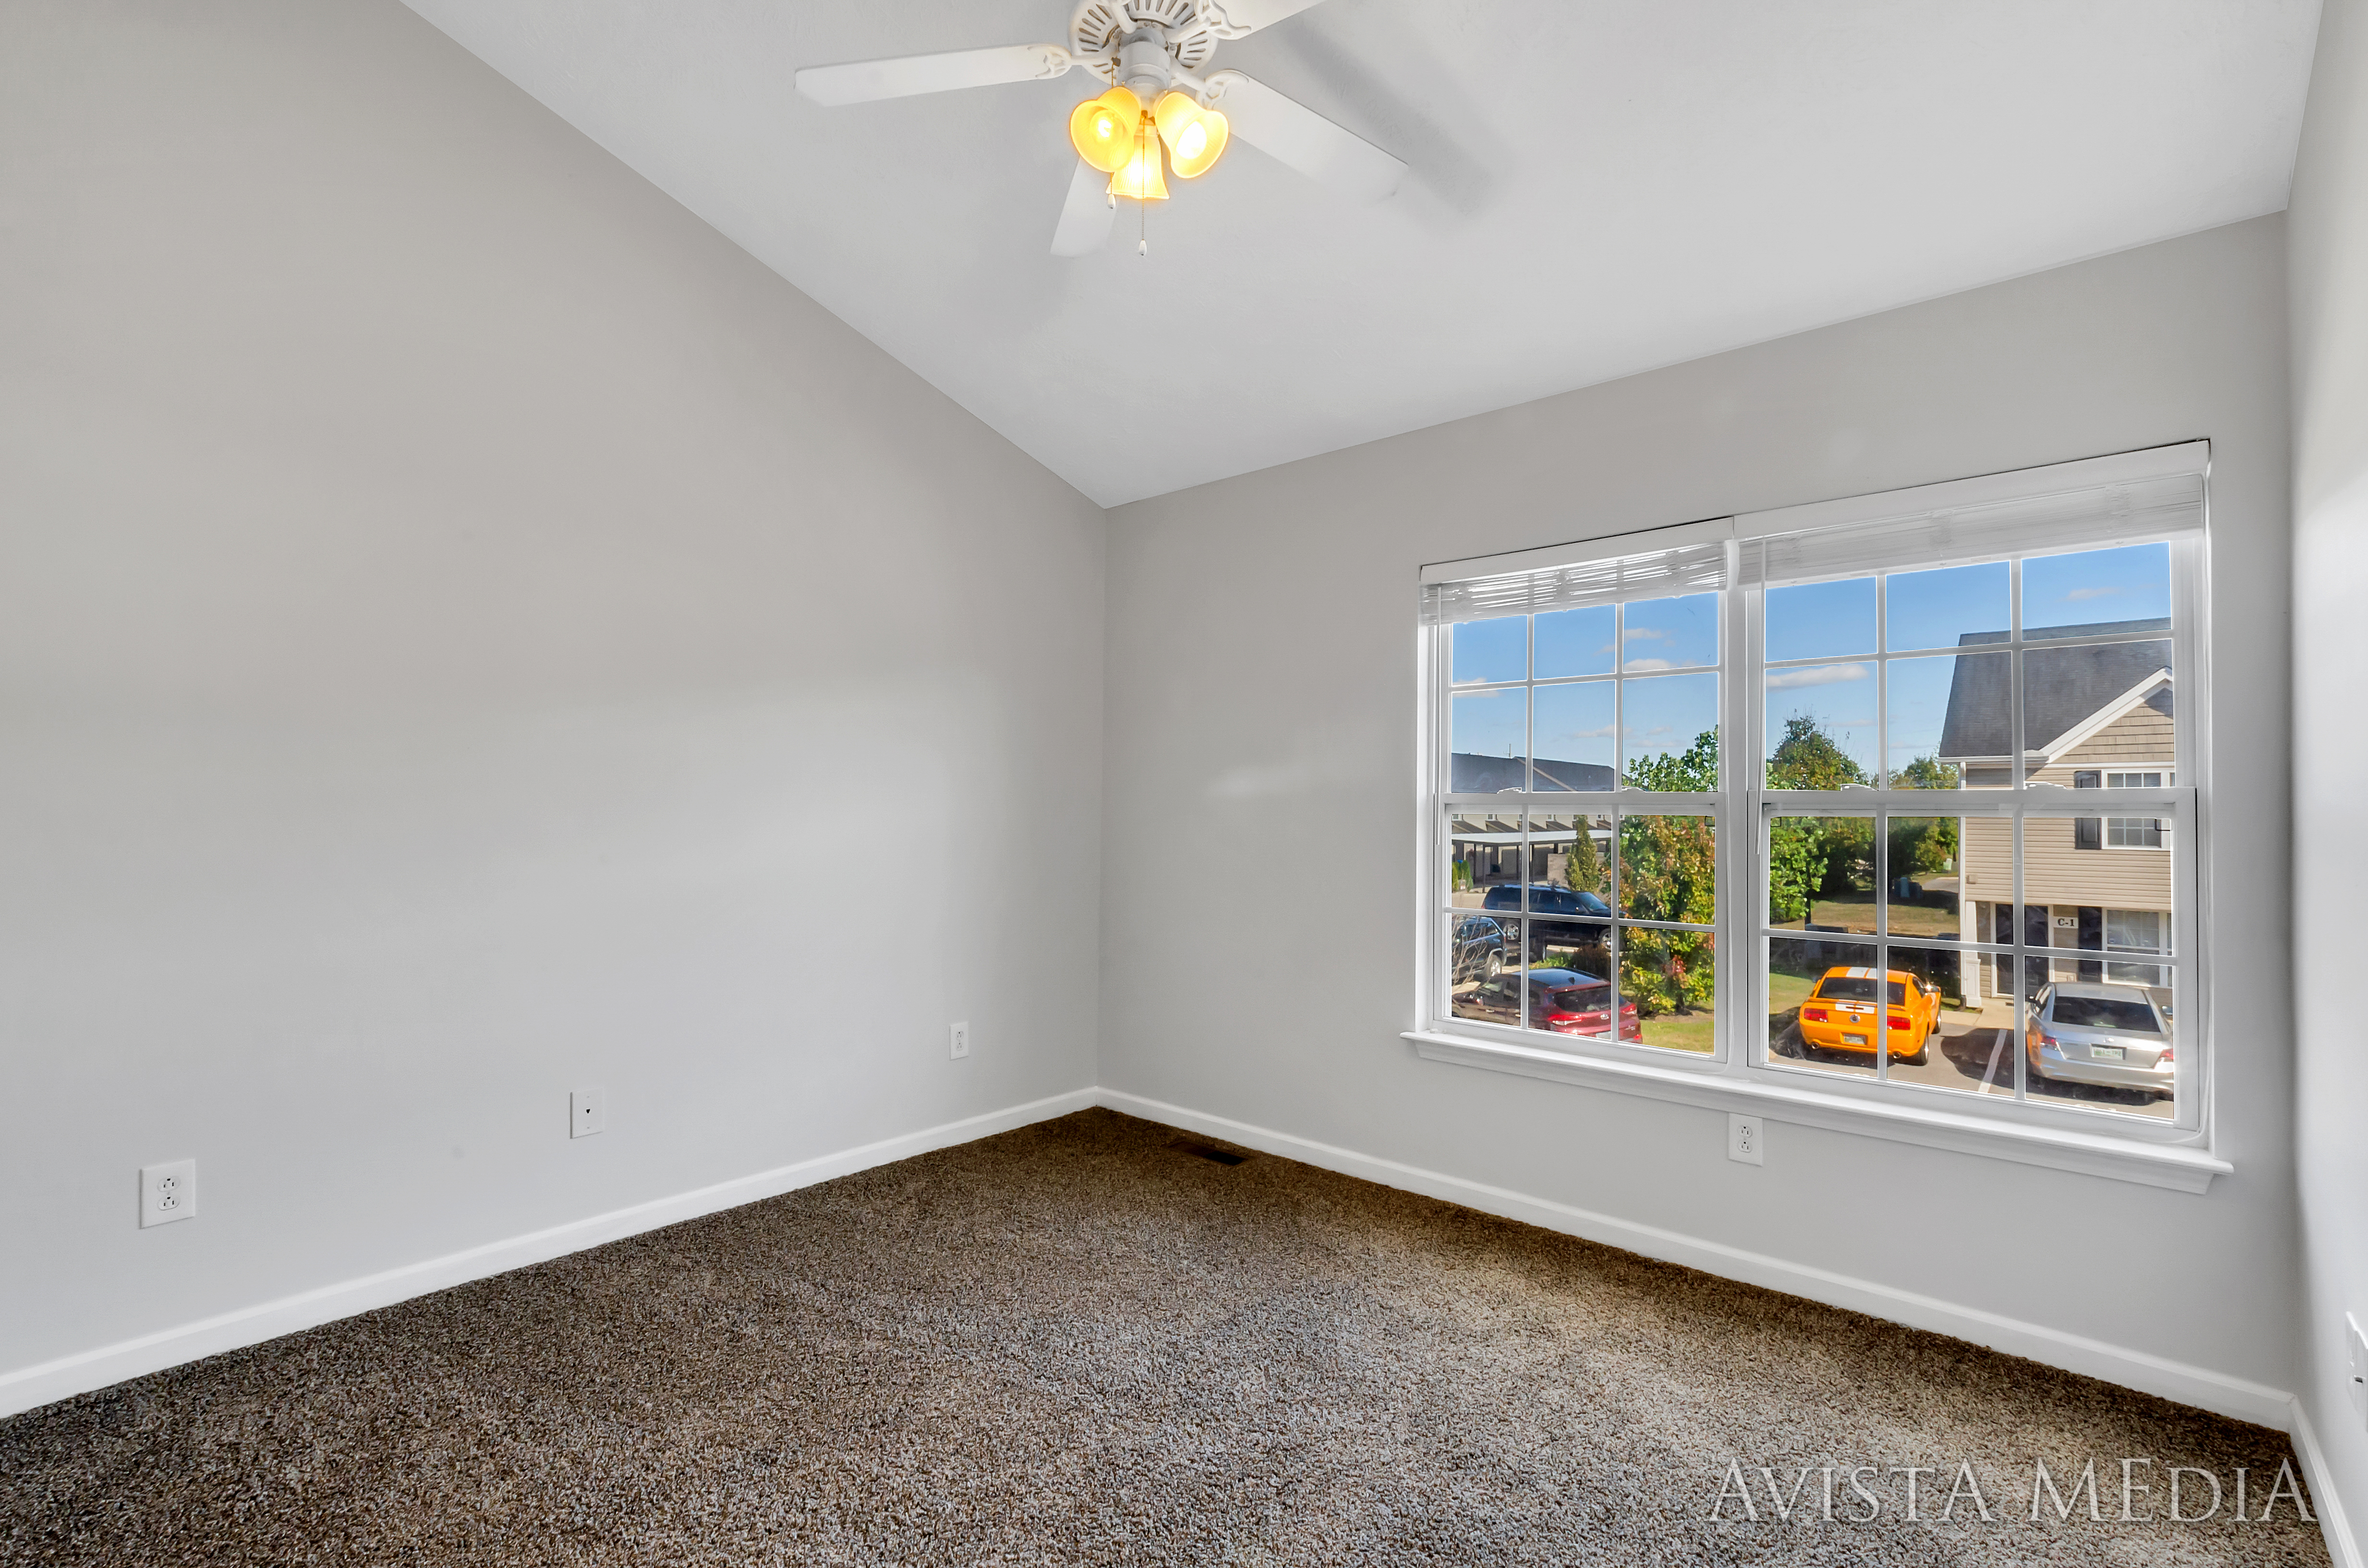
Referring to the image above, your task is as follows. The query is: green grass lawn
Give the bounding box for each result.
[1637,1009,1716,1054]
[1768,896,1961,939]
[1766,971,1819,1014]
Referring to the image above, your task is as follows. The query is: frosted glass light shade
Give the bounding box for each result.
[1068,87,1142,174]
[1108,132,1169,200]
[1153,90,1229,178]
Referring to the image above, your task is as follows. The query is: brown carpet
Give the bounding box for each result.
[0,1109,2329,1565]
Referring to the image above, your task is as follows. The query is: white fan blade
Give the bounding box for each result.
[1201,70,1404,203]
[1196,0,1330,38]
[796,44,1073,107]
[1050,159,1116,257]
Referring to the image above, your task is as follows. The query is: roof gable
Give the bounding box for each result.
[1935,619,2172,762]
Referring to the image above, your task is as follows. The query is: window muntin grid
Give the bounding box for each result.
[1749,535,2197,1126]
[1426,521,2203,1138]
[1438,593,1723,1058]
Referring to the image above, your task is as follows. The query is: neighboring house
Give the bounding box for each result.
[1935,620,2174,1002]
[1447,754,1616,897]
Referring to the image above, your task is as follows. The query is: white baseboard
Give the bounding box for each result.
[3,1078,2324,1547]
[1094,1088,2298,1431]
[2291,1395,2363,1568]
[0,1087,1098,1422]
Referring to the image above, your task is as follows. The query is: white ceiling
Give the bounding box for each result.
[402,0,2322,507]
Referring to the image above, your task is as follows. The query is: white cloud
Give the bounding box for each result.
[1766,663,1871,689]
[2064,586,2123,601]
[1625,657,1677,672]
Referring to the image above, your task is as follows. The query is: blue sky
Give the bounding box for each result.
[2022,543,2170,633]
[1450,547,2167,782]
[1451,593,1720,779]
[1534,680,1614,767]
[1451,615,1528,684]
[1764,660,1875,775]
[1535,604,1614,678]
[1623,672,1716,767]
[1622,594,1717,670]
[1760,544,2166,776]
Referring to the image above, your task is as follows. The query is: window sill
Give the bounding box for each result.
[1402,1030,2229,1193]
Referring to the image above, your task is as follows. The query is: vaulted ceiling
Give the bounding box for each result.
[403,0,2323,506]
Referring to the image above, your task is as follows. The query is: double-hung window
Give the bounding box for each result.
[1416,443,2210,1160]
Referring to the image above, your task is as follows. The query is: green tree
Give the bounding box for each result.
[1618,813,1717,1016]
[1886,754,1961,879]
[1764,716,1875,918]
[1563,820,1603,897]
[1624,727,1718,793]
[1892,754,1960,790]
[1766,713,1868,789]
[1767,817,1826,925]
[1613,728,1718,1017]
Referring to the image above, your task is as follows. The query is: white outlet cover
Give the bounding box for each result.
[140,1159,197,1227]
[950,1020,970,1060]
[1727,1114,1765,1166]
[571,1087,606,1139]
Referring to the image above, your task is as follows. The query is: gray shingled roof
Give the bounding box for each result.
[1935,620,2172,761]
[1451,754,1617,792]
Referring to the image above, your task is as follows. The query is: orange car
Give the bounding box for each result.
[1795,967,1942,1063]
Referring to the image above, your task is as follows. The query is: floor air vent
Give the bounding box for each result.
[1173,1139,1247,1165]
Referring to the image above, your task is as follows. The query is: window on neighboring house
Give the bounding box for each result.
[2075,769,2174,848]
[1421,444,2206,1139]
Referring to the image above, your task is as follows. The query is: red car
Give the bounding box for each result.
[1455,967,1643,1040]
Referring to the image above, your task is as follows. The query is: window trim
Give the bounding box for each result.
[1411,442,2221,1190]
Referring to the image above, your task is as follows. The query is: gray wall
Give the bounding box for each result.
[1102,216,2295,1395]
[0,0,1104,1380]
[2290,0,2368,1534]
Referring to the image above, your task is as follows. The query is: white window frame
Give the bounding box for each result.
[1405,443,2225,1193]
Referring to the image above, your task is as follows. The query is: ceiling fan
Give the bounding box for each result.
[795,0,1406,256]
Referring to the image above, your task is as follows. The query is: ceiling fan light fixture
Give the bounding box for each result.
[1107,120,1170,200]
[1152,90,1229,178]
[1068,86,1143,174]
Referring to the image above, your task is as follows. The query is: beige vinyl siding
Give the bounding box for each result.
[2016,815,2173,909]
[1957,701,2173,914]
[2052,700,2174,770]
[1961,817,2014,908]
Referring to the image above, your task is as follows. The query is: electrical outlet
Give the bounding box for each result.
[2347,1313,2367,1421]
[570,1087,606,1139]
[950,1020,970,1060]
[1727,1114,1764,1166]
[141,1160,197,1227]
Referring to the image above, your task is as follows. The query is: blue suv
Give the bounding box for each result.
[1480,883,1612,962]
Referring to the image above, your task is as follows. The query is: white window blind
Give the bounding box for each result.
[1420,521,1731,625]
[1739,455,2205,588]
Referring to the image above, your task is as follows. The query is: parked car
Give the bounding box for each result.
[1480,883,1613,962]
[1796,966,1942,1064]
[1453,967,1642,1041]
[1449,915,1509,982]
[2025,981,2173,1097]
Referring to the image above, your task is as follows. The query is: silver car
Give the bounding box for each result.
[2026,982,2173,1098]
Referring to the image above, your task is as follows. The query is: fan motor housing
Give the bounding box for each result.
[1116,29,1172,101]
[1072,0,1216,85]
